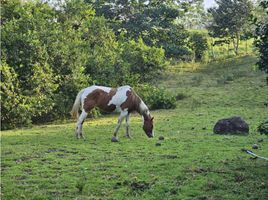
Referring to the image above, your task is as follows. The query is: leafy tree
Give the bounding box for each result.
[121,38,166,82]
[88,0,192,59]
[177,0,209,29]
[208,0,253,55]
[254,0,268,74]
[83,17,122,86]
[1,0,92,127]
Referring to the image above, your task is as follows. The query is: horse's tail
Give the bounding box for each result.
[70,89,85,119]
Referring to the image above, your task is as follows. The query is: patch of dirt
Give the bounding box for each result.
[57,154,65,158]
[15,175,27,180]
[160,154,178,159]
[46,148,78,155]
[46,148,57,153]
[234,174,246,182]
[114,180,152,192]
[24,168,33,175]
[130,181,151,191]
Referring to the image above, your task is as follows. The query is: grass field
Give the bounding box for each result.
[1,55,268,200]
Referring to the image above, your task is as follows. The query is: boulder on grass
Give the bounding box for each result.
[213,116,249,135]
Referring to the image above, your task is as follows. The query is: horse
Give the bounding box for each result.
[70,85,154,141]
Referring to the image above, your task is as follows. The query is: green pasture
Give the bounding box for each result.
[1,56,268,200]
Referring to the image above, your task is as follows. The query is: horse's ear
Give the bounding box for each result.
[151,117,154,121]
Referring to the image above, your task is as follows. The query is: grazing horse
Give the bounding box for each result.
[70,85,154,140]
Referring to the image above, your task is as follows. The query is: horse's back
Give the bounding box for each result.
[80,85,133,106]
[81,85,111,99]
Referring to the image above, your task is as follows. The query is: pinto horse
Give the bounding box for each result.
[70,85,154,140]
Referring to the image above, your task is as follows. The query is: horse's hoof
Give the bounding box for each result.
[125,135,132,139]
[111,137,119,142]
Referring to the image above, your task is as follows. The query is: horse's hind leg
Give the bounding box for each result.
[76,110,88,139]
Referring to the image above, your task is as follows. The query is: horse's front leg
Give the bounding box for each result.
[112,110,128,142]
[76,110,88,139]
[125,113,131,138]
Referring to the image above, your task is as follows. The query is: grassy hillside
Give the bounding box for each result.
[1,55,268,200]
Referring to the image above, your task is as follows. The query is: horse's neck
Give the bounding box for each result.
[138,100,149,116]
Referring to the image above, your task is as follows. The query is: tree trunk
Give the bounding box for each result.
[211,38,215,60]
[227,42,230,57]
[233,32,240,55]
[245,40,248,54]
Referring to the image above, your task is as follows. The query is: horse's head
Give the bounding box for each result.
[143,114,154,138]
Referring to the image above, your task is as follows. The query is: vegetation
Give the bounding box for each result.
[258,119,268,135]
[208,0,253,55]
[1,0,268,198]
[254,0,268,74]
[135,84,177,110]
[0,0,169,129]
[2,55,268,199]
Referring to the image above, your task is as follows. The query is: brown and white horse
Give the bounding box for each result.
[70,85,154,140]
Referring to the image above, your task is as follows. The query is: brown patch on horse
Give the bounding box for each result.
[83,88,117,112]
[120,89,141,113]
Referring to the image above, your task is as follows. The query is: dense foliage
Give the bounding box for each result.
[257,118,268,135]
[189,31,208,61]
[208,0,253,55]
[0,0,177,129]
[89,0,193,59]
[135,84,177,110]
[254,0,268,74]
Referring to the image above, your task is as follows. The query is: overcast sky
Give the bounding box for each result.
[203,0,216,9]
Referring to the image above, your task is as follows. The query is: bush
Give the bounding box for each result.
[1,61,58,130]
[135,84,176,110]
[189,32,208,62]
[121,38,167,82]
[257,119,268,135]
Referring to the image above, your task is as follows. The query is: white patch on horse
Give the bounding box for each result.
[139,100,149,114]
[81,85,111,106]
[108,85,131,108]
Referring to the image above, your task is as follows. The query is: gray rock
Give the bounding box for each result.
[158,136,165,140]
[252,144,259,149]
[258,139,264,143]
[155,142,162,146]
[213,116,249,135]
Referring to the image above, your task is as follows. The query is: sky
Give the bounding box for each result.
[203,0,216,9]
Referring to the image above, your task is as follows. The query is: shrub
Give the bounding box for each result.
[189,32,208,62]
[0,62,58,130]
[135,84,176,110]
[257,119,268,135]
[121,38,167,82]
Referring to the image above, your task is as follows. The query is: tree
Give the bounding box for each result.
[208,0,253,55]
[177,0,209,29]
[254,0,268,75]
[87,0,193,59]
